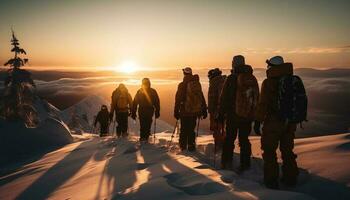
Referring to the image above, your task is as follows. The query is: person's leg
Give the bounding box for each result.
[139,117,145,141]
[187,116,198,151]
[221,117,237,169]
[116,114,122,137]
[280,123,299,186]
[120,112,128,137]
[100,123,108,137]
[179,117,188,150]
[238,120,252,170]
[144,117,153,141]
[261,119,282,188]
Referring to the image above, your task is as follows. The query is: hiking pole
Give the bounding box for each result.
[169,120,178,148]
[153,117,157,144]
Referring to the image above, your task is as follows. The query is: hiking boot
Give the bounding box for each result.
[236,165,250,174]
[281,177,297,187]
[265,181,279,190]
[188,146,196,152]
[221,162,233,170]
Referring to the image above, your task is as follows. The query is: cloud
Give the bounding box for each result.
[241,46,350,55]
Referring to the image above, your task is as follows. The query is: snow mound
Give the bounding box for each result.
[0,98,73,165]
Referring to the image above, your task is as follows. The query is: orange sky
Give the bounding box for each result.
[0,0,349,71]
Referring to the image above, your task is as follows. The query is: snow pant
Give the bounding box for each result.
[210,114,225,149]
[179,116,197,151]
[139,116,153,141]
[261,116,298,185]
[100,123,109,137]
[221,115,252,168]
[116,112,128,137]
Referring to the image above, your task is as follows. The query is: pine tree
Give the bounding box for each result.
[4,30,29,69]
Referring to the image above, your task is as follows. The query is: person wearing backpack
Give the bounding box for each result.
[254,56,307,189]
[218,55,259,172]
[110,83,133,138]
[131,78,160,142]
[94,105,110,137]
[174,67,207,152]
[208,68,226,149]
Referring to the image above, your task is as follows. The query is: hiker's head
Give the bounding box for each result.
[142,78,151,89]
[101,105,108,111]
[118,83,126,90]
[232,55,245,69]
[182,67,193,76]
[266,56,284,69]
[208,68,222,79]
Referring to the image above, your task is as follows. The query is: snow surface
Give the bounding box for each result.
[1,130,349,200]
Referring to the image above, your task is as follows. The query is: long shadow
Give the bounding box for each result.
[15,139,98,200]
[191,147,350,200]
[95,140,138,200]
[115,143,229,199]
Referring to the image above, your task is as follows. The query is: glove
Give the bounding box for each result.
[131,113,136,120]
[202,110,208,119]
[254,120,262,136]
[215,113,225,123]
[155,110,160,119]
[174,111,180,120]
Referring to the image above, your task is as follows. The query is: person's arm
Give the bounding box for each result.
[153,89,160,118]
[174,83,184,119]
[200,84,208,119]
[131,91,139,118]
[110,91,116,119]
[128,93,133,113]
[255,79,269,122]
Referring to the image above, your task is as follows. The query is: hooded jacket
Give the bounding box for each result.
[174,74,207,117]
[218,65,253,116]
[208,75,226,115]
[255,63,293,122]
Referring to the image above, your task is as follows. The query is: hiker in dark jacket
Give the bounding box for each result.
[131,78,160,142]
[208,68,226,148]
[174,67,207,152]
[255,56,301,189]
[110,83,133,138]
[218,55,259,172]
[94,105,110,137]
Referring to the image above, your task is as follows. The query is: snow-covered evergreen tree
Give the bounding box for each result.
[0,31,38,127]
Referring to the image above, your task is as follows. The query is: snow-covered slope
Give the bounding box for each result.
[1,133,349,200]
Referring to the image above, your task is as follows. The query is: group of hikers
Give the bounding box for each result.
[94,54,308,190]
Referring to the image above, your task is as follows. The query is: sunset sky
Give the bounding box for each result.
[0,0,349,71]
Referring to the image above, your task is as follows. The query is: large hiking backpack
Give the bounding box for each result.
[277,75,308,123]
[114,90,129,110]
[184,80,203,114]
[235,73,259,119]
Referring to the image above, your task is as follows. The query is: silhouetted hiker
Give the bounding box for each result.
[131,78,160,142]
[110,83,133,138]
[218,55,259,172]
[208,68,226,148]
[255,56,307,189]
[174,67,207,152]
[94,105,110,137]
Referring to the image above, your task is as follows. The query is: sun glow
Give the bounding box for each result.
[116,61,139,74]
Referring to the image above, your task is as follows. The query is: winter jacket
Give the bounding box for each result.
[218,65,253,116]
[208,75,226,115]
[95,109,110,126]
[174,74,207,117]
[132,87,160,118]
[110,86,133,113]
[255,63,293,122]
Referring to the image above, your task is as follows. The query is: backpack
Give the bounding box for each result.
[277,75,308,123]
[115,90,129,109]
[235,73,259,119]
[184,80,203,114]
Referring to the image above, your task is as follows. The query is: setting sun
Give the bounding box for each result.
[116,61,139,74]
